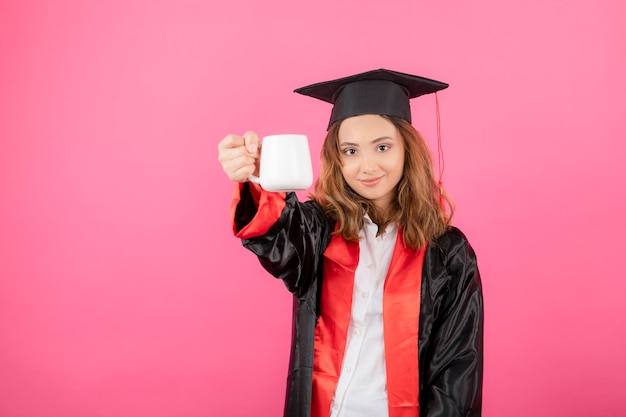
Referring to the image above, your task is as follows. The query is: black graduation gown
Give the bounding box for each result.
[234,187,483,417]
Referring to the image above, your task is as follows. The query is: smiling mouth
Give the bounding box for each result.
[360,176,383,187]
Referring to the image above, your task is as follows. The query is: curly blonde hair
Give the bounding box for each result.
[312,116,452,250]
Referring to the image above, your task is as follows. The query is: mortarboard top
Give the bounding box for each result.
[294,68,448,130]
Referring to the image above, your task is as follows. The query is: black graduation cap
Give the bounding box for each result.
[294,68,448,129]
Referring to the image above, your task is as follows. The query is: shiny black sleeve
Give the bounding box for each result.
[420,227,484,417]
[236,186,333,297]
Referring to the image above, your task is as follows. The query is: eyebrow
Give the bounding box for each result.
[339,136,395,147]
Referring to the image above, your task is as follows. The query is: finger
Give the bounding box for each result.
[217,141,256,164]
[222,154,257,172]
[242,131,260,154]
[217,134,250,164]
[218,134,245,152]
[229,163,256,182]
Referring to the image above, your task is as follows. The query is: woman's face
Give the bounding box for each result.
[337,114,405,211]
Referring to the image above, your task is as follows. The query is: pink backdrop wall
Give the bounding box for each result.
[1,1,625,416]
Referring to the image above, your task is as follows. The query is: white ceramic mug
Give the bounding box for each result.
[248,134,313,192]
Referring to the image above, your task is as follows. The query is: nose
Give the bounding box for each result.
[359,153,378,174]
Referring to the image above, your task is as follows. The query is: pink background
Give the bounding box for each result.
[1,1,625,416]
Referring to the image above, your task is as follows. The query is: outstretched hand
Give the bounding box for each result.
[217,131,261,183]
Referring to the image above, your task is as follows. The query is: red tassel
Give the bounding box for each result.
[435,93,446,214]
[438,180,446,214]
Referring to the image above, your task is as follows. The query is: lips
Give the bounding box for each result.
[360,176,383,187]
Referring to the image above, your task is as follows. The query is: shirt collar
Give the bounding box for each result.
[362,214,398,237]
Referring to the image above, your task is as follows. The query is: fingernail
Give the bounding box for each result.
[247,144,258,153]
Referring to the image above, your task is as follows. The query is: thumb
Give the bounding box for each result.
[243,131,259,154]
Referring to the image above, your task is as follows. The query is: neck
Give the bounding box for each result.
[366,205,399,237]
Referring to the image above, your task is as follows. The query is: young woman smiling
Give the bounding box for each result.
[218,69,483,417]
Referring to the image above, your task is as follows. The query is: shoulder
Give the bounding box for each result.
[430,226,475,259]
[427,226,480,283]
[424,226,482,311]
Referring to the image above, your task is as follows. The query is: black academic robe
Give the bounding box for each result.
[234,187,483,417]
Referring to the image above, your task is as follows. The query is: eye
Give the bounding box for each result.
[376,144,390,152]
[342,148,357,156]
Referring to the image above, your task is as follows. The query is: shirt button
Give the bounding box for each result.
[367,263,375,270]
[362,291,370,299]
[355,329,362,337]
[346,366,352,373]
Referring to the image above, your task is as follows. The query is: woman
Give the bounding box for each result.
[218,69,483,417]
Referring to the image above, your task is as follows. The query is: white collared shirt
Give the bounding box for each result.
[330,216,398,417]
